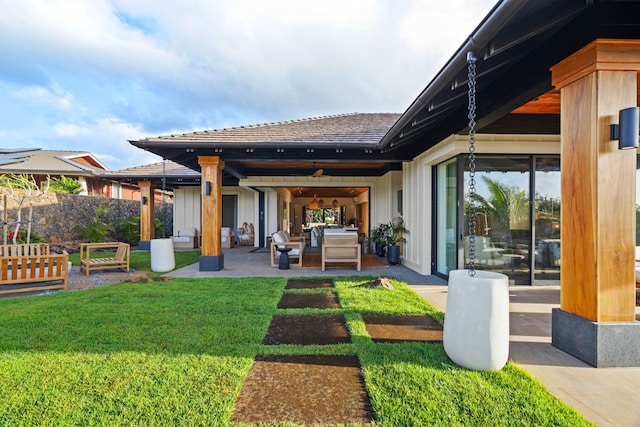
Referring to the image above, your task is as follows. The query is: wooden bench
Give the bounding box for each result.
[1,244,68,295]
[0,243,50,257]
[80,242,130,276]
[322,233,361,271]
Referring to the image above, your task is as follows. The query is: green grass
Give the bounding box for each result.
[0,276,592,426]
[68,249,200,276]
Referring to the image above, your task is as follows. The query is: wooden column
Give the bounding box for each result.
[550,39,640,367]
[198,156,225,271]
[138,181,155,250]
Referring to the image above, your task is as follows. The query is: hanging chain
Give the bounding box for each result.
[467,52,477,277]
[162,158,168,238]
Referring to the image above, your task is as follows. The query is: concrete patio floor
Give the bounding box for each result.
[170,245,640,427]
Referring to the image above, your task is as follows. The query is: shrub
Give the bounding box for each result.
[76,206,115,243]
[116,216,164,245]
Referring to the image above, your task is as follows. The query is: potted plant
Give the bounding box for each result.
[371,223,391,257]
[385,217,409,265]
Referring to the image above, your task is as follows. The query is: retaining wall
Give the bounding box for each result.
[1,191,173,244]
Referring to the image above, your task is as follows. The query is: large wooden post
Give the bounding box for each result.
[550,39,640,367]
[198,156,225,271]
[138,181,155,251]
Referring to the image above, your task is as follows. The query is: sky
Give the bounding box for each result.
[0,0,497,171]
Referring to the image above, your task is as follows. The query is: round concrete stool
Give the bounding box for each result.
[443,269,509,371]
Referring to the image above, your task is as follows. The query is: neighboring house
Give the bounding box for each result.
[0,148,124,197]
[0,148,167,201]
[129,0,640,367]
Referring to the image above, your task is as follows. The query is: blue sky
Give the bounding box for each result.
[0,0,496,170]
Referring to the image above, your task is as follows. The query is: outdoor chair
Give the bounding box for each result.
[221,227,234,248]
[238,222,255,245]
[80,242,130,276]
[270,230,304,267]
[172,227,200,249]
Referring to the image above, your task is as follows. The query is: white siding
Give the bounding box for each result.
[173,187,202,234]
[369,171,402,230]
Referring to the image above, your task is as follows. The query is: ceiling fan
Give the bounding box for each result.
[310,162,324,178]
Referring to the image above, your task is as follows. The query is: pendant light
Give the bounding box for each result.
[309,194,319,210]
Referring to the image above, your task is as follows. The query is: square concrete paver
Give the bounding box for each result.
[262,314,351,345]
[363,314,443,343]
[231,355,374,425]
[285,279,334,289]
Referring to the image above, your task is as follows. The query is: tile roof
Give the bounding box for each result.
[103,161,199,179]
[135,113,401,147]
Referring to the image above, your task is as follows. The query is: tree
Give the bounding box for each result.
[49,175,83,194]
[471,176,529,241]
[0,173,49,244]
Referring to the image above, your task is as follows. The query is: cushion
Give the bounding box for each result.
[173,236,191,243]
[272,231,285,248]
[282,230,292,242]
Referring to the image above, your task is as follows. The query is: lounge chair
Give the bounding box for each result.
[238,222,255,246]
[270,230,304,267]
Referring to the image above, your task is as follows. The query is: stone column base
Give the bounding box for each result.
[552,308,640,367]
[200,255,224,271]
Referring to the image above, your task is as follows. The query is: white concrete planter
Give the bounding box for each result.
[443,269,510,371]
[150,238,175,273]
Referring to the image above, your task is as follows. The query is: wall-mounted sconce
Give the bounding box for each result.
[610,106,639,150]
[141,196,147,205]
[204,181,212,196]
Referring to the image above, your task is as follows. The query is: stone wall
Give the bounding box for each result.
[1,191,173,245]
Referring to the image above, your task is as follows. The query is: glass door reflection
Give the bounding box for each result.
[463,156,531,283]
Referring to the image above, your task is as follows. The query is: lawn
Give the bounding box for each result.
[68,249,201,276]
[0,276,591,426]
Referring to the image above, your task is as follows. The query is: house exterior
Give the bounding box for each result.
[130,0,640,367]
[0,148,144,198]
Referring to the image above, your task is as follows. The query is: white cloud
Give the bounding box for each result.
[13,82,74,110]
[0,0,498,169]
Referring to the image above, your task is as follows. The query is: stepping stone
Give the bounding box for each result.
[231,355,374,425]
[277,292,341,309]
[362,314,443,343]
[262,314,350,345]
[285,279,334,289]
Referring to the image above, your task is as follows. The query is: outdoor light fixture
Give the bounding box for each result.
[318,199,325,208]
[141,196,147,205]
[610,106,639,150]
[204,181,212,196]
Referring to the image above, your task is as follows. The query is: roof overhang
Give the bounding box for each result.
[380,0,640,158]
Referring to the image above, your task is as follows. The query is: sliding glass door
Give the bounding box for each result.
[533,157,561,284]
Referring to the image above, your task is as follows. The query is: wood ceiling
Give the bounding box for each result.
[512,73,640,115]
[286,187,368,198]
